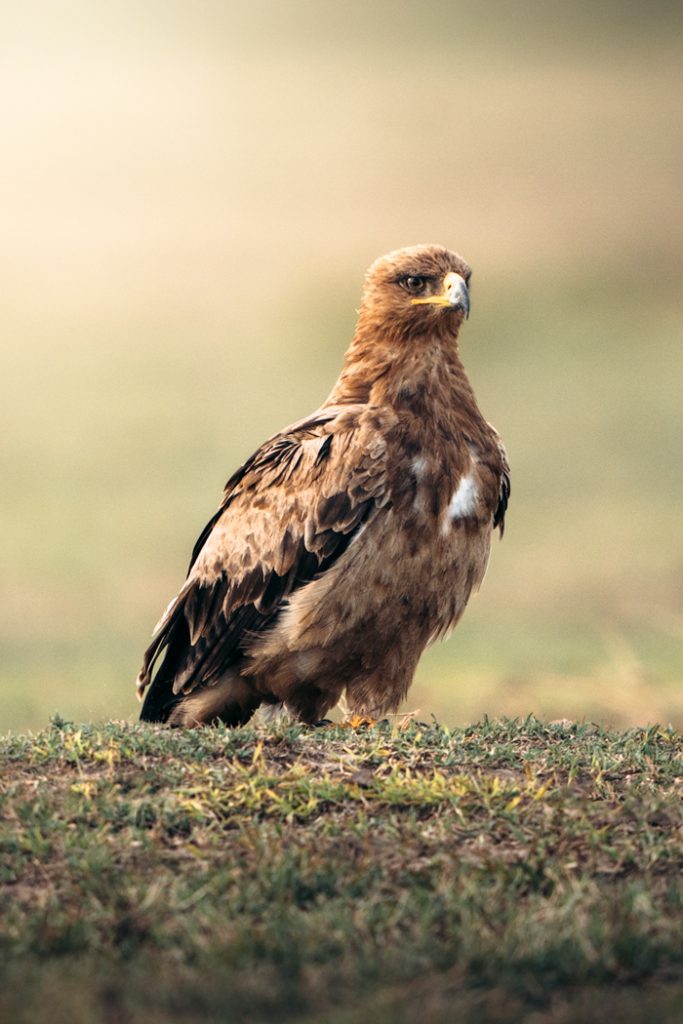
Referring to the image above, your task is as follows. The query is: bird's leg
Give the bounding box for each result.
[168,672,261,727]
[285,682,342,726]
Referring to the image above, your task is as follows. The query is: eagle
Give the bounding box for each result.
[136,244,510,727]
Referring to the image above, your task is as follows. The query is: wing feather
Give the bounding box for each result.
[137,404,394,718]
[492,436,511,535]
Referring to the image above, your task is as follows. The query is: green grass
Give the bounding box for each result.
[1,716,681,1023]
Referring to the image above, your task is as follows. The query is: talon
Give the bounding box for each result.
[342,715,379,729]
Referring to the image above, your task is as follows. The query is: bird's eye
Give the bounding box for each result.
[400,275,428,295]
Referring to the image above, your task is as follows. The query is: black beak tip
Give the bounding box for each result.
[457,293,470,320]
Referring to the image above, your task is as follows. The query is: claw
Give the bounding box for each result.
[341,715,382,729]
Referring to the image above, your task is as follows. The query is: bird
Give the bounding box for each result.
[136,244,510,727]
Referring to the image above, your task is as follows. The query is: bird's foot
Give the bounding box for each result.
[340,715,384,729]
[311,716,384,730]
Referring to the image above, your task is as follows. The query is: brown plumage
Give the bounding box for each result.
[137,244,510,726]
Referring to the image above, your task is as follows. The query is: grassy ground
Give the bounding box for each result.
[1,716,681,1023]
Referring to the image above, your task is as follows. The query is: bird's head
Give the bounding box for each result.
[358,244,472,341]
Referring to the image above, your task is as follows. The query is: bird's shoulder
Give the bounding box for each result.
[225,403,396,497]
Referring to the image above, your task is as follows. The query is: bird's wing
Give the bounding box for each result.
[492,434,511,535]
[137,404,393,704]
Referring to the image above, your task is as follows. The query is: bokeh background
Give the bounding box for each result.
[2,0,681,733]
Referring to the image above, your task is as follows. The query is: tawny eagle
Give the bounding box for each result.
[137,244,510,726]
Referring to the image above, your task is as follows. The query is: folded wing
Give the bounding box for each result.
[137,405,392,720]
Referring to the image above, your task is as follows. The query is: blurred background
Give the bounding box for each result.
[2,0,681,733]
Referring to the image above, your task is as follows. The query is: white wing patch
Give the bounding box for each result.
[411,456,429,512]
[411,456,428,481]
[447,473,478,520]
[348,521,368,547]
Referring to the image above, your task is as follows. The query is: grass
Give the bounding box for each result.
[1,716,681,1023]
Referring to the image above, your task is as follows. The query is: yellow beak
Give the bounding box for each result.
[411,271,470,318]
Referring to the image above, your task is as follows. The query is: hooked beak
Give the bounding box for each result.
[411,271,470,318]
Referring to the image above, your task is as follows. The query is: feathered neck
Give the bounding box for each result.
[325,315,478,417]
